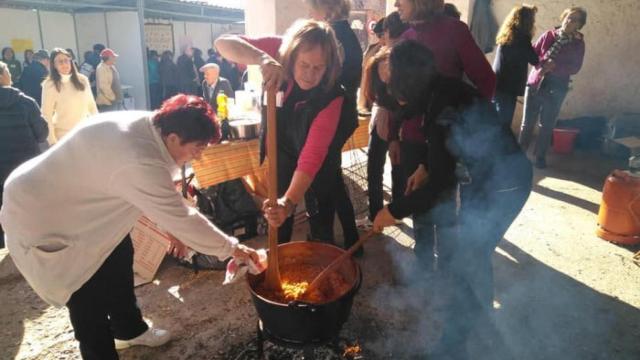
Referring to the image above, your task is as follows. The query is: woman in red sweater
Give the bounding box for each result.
[216,20,351,243]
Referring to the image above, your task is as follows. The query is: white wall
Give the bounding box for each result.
[0,9,82,63]
[246,0,277,35]
[274,0,306,35]
[40,11,77,57]
[106,11,148,110]
[172,20,187,53]
[75,13,108,61]
[1,6,245,109]
[160,19,244,56]
[185,22,212,55]
[0,9,43,62]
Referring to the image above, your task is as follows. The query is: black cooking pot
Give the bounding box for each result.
[247,242,362,344]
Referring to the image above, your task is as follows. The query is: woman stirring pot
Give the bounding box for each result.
[216,20,352,243]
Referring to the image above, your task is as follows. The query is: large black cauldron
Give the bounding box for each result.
[247,242,362,344]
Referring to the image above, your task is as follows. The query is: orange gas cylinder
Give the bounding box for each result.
[596,170,640,245]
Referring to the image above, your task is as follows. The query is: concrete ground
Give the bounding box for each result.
[0,149,639,359]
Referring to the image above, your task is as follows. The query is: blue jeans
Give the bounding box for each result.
[518,80,569,160]
[412,190,458,272]
[415,178,531,358]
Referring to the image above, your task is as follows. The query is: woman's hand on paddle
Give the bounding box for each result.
[405,164,428,195]
[372,206,397,232]
[262,197,294,228]
[260,54,284,91]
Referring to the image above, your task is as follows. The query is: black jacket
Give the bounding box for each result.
[18,61,48,106]
[259,82,352,198]
[176,55,197,87]
[388,77,531,218]
[0,86,48,183]
[493,33,539,96]
[159,59,179,88]
[331,20,363,98]
[201,78,234,113]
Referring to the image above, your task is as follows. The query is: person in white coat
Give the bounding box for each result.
[0,94,259,359]
[41,48,98,144]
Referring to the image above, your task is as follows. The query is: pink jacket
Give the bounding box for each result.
[527,29,586,87]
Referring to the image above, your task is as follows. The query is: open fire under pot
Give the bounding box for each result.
[247,241,362,356]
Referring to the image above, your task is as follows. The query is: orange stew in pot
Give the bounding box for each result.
[255,263,351,304]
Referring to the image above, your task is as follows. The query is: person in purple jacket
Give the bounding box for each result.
[518,6,587,169]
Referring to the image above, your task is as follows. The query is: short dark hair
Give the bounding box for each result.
[373,19,384,36]
[383,12,409,39]
[93,43,106,53]
[153,94,220,144]
[388,40,437,104]
[443,3,461,19]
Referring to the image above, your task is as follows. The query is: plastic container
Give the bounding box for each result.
[216,91,228,120]
[552,128,580,154]
[596,169,640,245]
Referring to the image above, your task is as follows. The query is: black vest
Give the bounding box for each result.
[259,82,354,196]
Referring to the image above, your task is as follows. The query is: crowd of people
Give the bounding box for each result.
[148,45,242,110]
[0,0,588,359]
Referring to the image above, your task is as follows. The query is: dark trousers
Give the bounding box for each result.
[277,214,295,244]
[66,235,148,360]
[98,103,121,113]
[518,81,569,160]
[493,91,518,128]
[179,82,198,95]
[367,128,406,220]
[162,85,178,101]
[0,180,4,248]
[149,83,162,110]
[306,169,359,248]
[276,169,358,247]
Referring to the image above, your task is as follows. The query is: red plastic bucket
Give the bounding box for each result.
[552,128,580,154]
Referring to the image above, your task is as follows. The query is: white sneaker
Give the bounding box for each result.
[114,327,171,350]
[356,217,373,230]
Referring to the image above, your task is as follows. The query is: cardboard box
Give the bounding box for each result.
[130,216,171,286]
[603,136,640,158]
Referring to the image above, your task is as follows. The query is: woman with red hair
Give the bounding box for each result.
[0,94,259,359]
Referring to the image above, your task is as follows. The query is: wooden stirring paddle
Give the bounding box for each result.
[264,90,282,291]
[305,231,377,296]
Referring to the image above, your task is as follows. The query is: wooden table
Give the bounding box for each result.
[192,117,370,189]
